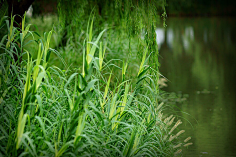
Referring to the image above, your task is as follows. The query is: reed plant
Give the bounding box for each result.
[0,15,192,156]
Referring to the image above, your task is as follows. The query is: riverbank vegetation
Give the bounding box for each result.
[0,0,192,156]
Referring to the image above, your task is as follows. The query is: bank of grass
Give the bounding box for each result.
[0,15,192,156]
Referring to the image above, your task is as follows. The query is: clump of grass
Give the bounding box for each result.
[0,16,192,156]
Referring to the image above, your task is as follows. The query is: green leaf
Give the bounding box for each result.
[87,29,107,65]
[56,141,73,157]
[102,73,112,109]
[64,73,78,89]
[109,93,118,119]
[138,46,148,76]
[35,116,47,139]
[16,113,29,149]
[120,83,130,116]
[74,113,86,144]
[44,141,55,153]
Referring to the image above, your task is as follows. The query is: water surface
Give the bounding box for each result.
[157,17,236,156]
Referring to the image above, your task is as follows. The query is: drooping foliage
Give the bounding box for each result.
[57,0,167,87]
[58,0,166,47]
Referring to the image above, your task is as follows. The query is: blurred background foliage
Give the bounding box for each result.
[166,0,236,16]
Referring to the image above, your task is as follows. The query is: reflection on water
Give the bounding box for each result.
[155,28,165,49]
[167,28,174,48]
[157,17,236,156]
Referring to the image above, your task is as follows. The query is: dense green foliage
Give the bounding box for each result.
[0,1,193,156]
[0,14,193,156]
[56,0,166,68]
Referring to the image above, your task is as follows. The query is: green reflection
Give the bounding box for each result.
[159,17,236,156]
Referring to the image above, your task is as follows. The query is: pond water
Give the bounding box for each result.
[157,17,236,156]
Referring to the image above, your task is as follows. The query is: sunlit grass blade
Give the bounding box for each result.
[16,113,29,149]
[138,46,148,77]
[109,93,118,120]
[32,43,42,83]
[122,61,128,81]
[55,141,73,157]
[102,73,112,110]
[119,83,130,116]
[74,113,86,144]
[99,41,106,71]
[87,29,107,65]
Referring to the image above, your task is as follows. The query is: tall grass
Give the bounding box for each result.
[0,16,192,156]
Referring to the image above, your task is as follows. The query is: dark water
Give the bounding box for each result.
[157,17,236,156]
